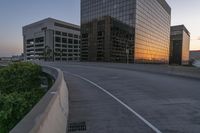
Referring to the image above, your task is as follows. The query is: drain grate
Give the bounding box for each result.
[68,122,87,132]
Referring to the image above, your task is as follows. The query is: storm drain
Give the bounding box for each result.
[68,122,87,132]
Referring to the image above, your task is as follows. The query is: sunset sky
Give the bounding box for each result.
[0,0,199,57]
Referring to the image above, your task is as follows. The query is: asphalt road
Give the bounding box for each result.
[46,62,200,133]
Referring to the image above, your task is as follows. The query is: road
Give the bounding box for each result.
[46,62,200,133]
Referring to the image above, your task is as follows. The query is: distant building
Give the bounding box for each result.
[11,54,24,61]
[170,25,190,65]
[23,18,80,61]
[1,57,12,61]
[81,0,171,63]
[190,50,200,61]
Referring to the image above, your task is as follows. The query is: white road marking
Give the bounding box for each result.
[65,71,162,133]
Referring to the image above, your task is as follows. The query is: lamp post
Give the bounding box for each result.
[126,45,129,64]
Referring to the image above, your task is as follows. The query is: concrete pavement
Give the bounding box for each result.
[45,62,200,133]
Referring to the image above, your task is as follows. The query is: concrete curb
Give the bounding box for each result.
[10,66,69,133]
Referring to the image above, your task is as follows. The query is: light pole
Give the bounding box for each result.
[126,45,129,64]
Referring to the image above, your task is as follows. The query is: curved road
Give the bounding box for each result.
[47,62,200,133]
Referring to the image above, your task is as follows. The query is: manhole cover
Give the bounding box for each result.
[68,122,87,132]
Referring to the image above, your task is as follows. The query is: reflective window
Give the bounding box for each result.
[81,0,171,63]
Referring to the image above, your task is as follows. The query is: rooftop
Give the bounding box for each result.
[23,17,80,30]
[171,25,190,37]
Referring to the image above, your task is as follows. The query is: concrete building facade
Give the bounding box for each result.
[23,18,80,61]
[170,25,190,65]
[81,0,171,63]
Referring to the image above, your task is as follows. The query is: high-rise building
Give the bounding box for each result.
[23,18,80,61]
[81,0,171,63]
[170,25,190,65]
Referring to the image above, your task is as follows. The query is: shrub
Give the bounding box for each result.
[0,62,42,94]
[0,62,47,133]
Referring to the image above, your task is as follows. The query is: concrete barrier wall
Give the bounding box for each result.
[193,60,200,68]
[10,66,69,133]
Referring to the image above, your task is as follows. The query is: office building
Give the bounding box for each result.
[23,18,80,61]
[81,0,171,63]
[11,54,24,61]
[170,25,190,65]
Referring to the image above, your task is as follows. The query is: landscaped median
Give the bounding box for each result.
[0,62,69,133]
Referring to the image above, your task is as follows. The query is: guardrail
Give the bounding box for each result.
[193,60,200,68]
[10,66,69,133]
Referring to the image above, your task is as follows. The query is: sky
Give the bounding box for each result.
[0,0,199,57]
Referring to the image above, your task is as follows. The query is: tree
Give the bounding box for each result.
[43,46,52,61]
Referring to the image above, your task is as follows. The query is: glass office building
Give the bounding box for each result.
[81,0,171,63]
[170,25,190,65]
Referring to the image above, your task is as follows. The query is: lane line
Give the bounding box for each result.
[64,71,162,133]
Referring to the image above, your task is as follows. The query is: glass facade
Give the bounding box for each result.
[81,0,171,63]
[170,25,190,65]
[135,0,171,63]
[81,0,136,26]
[182,31,190,64]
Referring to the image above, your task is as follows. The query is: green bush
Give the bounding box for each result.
[0,62,42,94]
[0,62,47,133]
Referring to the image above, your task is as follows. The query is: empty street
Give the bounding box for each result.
[42,62,200,133]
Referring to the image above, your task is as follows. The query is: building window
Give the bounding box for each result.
[62,53,67,56]
[74,39,78,44]
[55,48,61,52]
[68,49,73,52]
[68,45,73,48]
[68,39,73,44]
[68,33,73,37]
[62,49,67,52]
[35,37,44,43]
[62,44,67,48]
[55,37,61,42]
[55,31,61,35]
[74,34,79,38]
[35,49,43,52]
[55,44,61,47]
[27,39,34,44]
[35,44,44,47]
[55,58,61,61]
[62,38,67,43]
[62,32,68,36]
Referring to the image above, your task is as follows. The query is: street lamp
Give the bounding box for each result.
[126,45,129,64]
